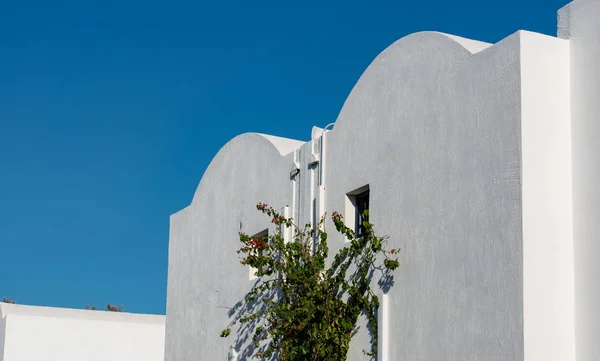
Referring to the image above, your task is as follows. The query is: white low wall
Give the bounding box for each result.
[0,303,165,361]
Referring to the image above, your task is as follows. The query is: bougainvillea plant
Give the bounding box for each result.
[220,202,400,361]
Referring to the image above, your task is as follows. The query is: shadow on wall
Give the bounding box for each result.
[224,257,396,361]
[227,280,280,361]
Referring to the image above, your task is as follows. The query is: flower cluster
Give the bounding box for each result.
[256,202,269,211]
[245,238,267,251]
[272,215,285,223]
[331,211,344,223]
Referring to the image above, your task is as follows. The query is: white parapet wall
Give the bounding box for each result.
[0,303,165,361]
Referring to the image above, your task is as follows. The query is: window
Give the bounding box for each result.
[355,189,370,237]
[249,229,268,280]
[345,185,370,240]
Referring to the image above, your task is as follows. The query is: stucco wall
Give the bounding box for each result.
[165,133,303,361]
[558,1,600,360]
[323,31,524,361]
[0,304,165,361]
[165,3,582,361]
[0,313,6,361]
[519,31,574,361]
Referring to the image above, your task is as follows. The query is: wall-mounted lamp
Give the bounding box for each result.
[290,161,300,177]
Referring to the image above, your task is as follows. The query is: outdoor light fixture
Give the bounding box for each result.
[290,161,300,177]
[308,153,320,166]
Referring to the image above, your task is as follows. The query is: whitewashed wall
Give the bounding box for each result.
[0,303,165,361]
[164,1,592,360]
[558,1,600,360]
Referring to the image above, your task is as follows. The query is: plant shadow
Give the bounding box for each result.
[227,279,280,361]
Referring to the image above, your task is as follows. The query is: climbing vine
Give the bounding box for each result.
[221,203,399,360]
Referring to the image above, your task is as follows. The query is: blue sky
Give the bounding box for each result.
[0,0,568,315]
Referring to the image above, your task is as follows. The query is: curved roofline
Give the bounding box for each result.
[186,31,494,208]
[255,133,305,156]
[430,31,493,54]
[327,30,498,133]
[191,132,304,202]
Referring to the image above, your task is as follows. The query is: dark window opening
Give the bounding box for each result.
[252,229,268,275]
[355,189,370,237]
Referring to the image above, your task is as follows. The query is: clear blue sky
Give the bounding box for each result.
[0,0,567,315]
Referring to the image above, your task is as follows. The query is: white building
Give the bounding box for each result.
[165,0,600,360]
[0,303,165,361]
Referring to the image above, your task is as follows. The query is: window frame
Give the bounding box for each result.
[345,185,370,241]
[249,229,268,280]
[354,189,370,238]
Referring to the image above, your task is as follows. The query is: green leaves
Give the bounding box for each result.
[220,203,400,360]
[384,259,400,271]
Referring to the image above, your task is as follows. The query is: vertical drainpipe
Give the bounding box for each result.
[290,150,301,236]
[281,205,291,243]
[317,123,335,230]
[309,140,317,251]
